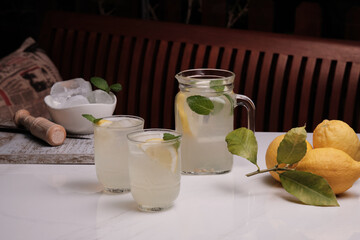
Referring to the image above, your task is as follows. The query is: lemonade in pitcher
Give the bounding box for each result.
[175,69,255,174]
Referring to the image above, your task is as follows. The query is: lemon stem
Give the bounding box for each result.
[246,167,293,177]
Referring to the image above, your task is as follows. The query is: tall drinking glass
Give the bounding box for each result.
[93,115,144,193]
[127,129,182,212]
[175,68,255,175]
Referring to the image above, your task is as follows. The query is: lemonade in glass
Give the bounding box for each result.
[175,69,255,174]
[127,129,181,212]
[93,115,144,193]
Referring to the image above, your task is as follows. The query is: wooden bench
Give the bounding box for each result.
[39,11,360,132]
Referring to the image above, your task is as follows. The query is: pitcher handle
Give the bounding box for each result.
[234,94,256,132]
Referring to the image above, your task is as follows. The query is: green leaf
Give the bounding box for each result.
[280,171,339,206]
[163,133,180,149]
[225,128,258,167]
[277,126,307,165]
[163,133,180,141]
[210,80,225,92]
[110,83,122,92]
[210,97,225,115]
[90,77,110,93]
[187,95,214,115]
[82,114,96,123]
[224,93,234,115]
[82,114,102,124]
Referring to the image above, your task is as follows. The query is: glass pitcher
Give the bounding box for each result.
[175,68,255,175]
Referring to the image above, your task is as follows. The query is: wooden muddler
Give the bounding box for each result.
[14,109,66,146]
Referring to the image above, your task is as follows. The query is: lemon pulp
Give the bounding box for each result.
[142,138,178,173]
[96,119,112,126]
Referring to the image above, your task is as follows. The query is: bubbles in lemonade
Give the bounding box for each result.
[94,116,144,193]
[127,130,181,212]
[175,92,234,174]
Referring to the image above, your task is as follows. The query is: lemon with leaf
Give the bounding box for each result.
[265,134,313,182]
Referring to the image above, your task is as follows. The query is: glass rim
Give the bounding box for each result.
[127,128,182,144]
[93,115,144,129]
[175,68,235,89]
[176,68,234,79]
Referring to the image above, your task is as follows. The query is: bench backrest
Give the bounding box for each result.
[39,11,360,132]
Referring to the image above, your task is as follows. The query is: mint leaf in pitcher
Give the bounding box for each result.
[187,95,214,115]
[224,93,234,115]
[210,80,225,92]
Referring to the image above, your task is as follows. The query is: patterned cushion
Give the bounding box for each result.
[0,38,62,122]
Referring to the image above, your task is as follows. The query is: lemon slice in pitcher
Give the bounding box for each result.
[176,92,192,136]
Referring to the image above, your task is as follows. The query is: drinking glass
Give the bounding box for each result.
[127,129,182,212]
[93,115,144,193]
[175,68,255,175]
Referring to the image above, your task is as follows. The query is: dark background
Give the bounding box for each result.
[1,0,360,59]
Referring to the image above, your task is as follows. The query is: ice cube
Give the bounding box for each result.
[116,118,137,128]
[50,78,92,102]
[87,89,114,104]
[61,95,90,108]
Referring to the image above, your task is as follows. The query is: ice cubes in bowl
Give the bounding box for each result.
[50,78,92,105]
[44,78,117,134]
[87,89,114,104]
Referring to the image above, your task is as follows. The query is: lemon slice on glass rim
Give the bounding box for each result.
[96,119,112,126]
[141,138,178,173]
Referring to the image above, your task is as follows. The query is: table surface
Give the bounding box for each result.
[1,132,360,240]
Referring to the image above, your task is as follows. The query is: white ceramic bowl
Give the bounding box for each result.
[44,93,117,134]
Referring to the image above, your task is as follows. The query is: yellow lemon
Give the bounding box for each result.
[313,119,360,161]
[296,148,360,194]
[266,134,313,182]
[96,119,112,126]
[176,92,192,136]
[146,138,163,142]
[142,138,178,173]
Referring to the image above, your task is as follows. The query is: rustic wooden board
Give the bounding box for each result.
[0,132,94,164]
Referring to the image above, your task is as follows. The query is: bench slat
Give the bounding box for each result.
[329,61,347,120]
[284,55,302,131]
[298,57,317,127]
[344,63,360,131]
[269,53,288,132]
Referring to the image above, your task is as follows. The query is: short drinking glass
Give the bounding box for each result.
[93,115,144,193]
[127,129,182,212]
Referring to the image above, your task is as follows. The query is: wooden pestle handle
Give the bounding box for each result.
[14,109,66,146]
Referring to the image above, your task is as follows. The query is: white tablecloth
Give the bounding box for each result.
[1,132,360,240]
